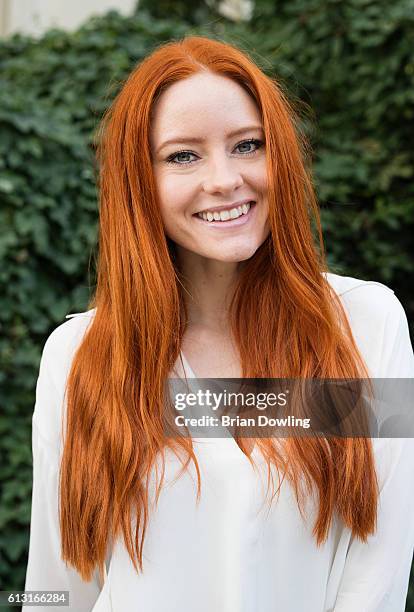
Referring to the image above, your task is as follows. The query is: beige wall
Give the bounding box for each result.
[0,0,137,38]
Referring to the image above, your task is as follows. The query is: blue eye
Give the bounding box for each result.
[167,150,197,165]
[165,138,264,166]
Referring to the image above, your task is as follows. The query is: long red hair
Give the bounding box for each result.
[59,35,378,583]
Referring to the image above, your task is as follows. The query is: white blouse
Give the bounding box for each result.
[23,272,414,612]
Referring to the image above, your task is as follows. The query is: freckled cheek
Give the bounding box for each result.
[251,169,270,226]
[252,166,268,195]
[242,162,266,195]
[157,176,196,223]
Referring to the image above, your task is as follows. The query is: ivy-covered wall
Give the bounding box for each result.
[0,1,413,609]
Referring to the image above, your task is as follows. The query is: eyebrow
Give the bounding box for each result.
[156,125,264,153]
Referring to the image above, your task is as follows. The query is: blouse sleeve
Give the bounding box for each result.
[23,325,107,612]
[333,293,414,612]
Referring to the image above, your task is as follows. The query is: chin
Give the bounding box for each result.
[207,246,260,263]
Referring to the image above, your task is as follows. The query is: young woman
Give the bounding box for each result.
[23,36,414,611]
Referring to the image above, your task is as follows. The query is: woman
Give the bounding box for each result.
[24,36,414,611]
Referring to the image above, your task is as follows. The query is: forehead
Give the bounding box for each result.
[150,72,261,140]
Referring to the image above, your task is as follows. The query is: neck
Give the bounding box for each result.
[176,247,242,334]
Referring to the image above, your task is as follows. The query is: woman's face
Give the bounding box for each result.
[150,72,269,263]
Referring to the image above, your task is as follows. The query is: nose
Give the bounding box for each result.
[202,155,244,195]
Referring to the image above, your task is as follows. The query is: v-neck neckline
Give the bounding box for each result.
[180,351,198,379]
[178,351,258,458]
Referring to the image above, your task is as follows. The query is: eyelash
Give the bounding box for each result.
[165,138,264,165]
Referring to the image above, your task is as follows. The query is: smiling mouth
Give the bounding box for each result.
[194,201,256,223]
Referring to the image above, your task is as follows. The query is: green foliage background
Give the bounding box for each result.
[0,0,413,609]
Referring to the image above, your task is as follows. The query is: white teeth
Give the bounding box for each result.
[197,201,253,222]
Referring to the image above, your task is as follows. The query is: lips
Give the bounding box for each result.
[194,199,256,216]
